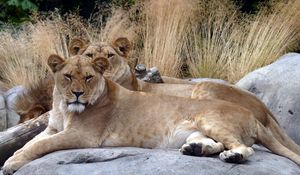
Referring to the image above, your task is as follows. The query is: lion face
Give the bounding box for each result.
[47,54,109,113]
[82,43,120,66]
[68,37,132,66]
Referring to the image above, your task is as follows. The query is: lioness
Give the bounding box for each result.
[3,55,300,174]
[71,37,300,156]
[14,37,300,157]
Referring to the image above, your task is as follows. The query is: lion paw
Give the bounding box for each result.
[2,156,30,175]
[219,150,244,163]
[180,142,204,156]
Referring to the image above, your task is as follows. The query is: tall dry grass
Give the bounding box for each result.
[0,9,135,89]
[0,12,84,89]
[90,9,137,43]
[187,0,300,82]
[0,21,66,89]
[140,0,197,77]
[227,0,300,81]
[0,0,300,90]
[186,0,241,79]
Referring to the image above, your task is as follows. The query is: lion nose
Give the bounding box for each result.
[72,91,84,98]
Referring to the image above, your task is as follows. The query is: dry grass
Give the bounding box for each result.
[87,8,139,67]
[0,15,70,89]
[227,0,300,81]
[0,9,135,90]
[186,0,241,79]
[187,0,300,82]
[0,0,300,90]
[91,9,137,43]
[0,27,57,89]
[139,0,197,77]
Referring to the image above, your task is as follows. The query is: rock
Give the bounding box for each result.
[0,94,7,131]
[4,86,26,111]
[236,53,300,145]
[0,86,26,131]
[135,64,164,83]
[189,78,228,84]
[134,64,228,84]
[2,146,298,175]
[2,86,25,129]
[5,110,19,129]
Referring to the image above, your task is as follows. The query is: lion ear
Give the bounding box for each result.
[68,37,89,56]
[92,57,110,74]
[48,54,66,73]
[112,37,132,58]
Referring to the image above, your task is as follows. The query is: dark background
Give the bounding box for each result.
[0,0,265,24]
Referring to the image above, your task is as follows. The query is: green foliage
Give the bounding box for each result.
[7,0,38,10]
[0,0,263,25]
[0,0,39,23]
[0,0,137,24]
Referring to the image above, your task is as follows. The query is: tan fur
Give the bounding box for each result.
[191,82,300,155]
[3,55,300,174]
[15,76,53,123]
[161,75,195,84]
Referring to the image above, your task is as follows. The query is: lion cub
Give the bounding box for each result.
[3,55,300,174]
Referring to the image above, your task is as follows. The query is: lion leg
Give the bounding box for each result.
[180,131,224,156]
[202,127,255,163]
[13,126,58,156]
[2,129,97,175]
[205,132,255,163]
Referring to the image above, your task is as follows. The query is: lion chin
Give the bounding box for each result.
[67,103,86,113]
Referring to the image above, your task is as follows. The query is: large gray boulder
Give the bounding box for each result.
[236,53,300,145]
[0,94,7,131]
[0,86,24,131]
[190,78,228,84]
[1,146,298,175]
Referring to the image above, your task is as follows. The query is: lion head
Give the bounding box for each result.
[47,54,109,113]
[68,37,132,63]
[68,37,137,90]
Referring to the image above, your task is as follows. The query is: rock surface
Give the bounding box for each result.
[236,53,300,145]
[0,86,24,131]
[0,146,297,175]
[4,86,25,128]
[190,78,228,84]
[0,94,7,131]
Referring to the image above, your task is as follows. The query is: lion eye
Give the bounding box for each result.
[107,53,115,58]
[64,74,72,81]
[85,53,93,58]
[85,75,93,82]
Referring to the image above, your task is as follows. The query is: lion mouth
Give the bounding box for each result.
[67,101,88,106]
[66,101,88,113]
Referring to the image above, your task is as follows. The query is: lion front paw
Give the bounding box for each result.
[2,156,31,175]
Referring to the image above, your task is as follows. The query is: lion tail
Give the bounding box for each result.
[265,113,300,156]
[257,121,300,165]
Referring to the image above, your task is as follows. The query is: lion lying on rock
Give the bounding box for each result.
[3,54,300,174]
[14,37,300,157]
[69,37,300,154]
